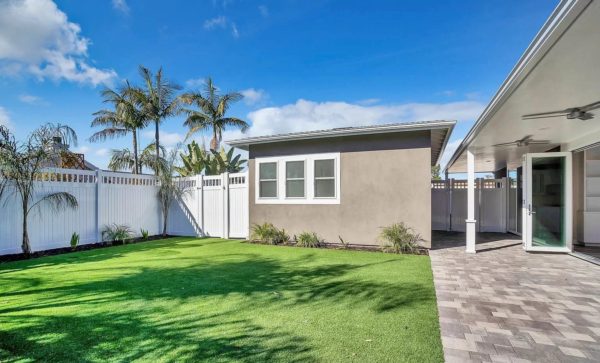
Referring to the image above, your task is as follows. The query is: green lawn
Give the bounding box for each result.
[0,238,443,362]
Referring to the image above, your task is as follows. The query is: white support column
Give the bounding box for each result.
[466,150,477,253]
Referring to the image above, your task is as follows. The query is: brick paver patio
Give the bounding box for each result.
[430,232,600,363]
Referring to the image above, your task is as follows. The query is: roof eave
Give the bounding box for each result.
[444,0,591,173]
[226,120,456,150]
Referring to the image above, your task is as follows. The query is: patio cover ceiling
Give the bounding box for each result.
[446,0,600,173]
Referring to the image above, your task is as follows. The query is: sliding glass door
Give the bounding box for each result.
[523,153,572,252]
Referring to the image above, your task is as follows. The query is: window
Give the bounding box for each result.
[286,161,305,198]
[259,162,277,198]
[314,159,335,198]
[255,152,340,204]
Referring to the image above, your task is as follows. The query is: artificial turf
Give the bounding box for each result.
[0,237,443,362]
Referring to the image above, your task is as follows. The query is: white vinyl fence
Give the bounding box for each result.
[0,169,249,256]
[431,178,507,233]
[166,172,249,239]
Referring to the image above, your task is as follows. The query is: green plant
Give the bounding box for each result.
[0,124,79,255]
[129,66,181,175]
[379,223,422,254]
[89,82,148,174]
[140,229,149,240]
[101,224,133,244]
[296,232,321,248]
[180,77,249,150]
[271,228,290,245]
[251,222,276,244]
[338,235,349,249]
[157,149,192,236]
[70,232,80,251]
[108,143,166,174]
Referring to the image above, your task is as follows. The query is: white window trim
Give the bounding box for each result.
[255,152,340,204]
[285,160,306,199]
[258,161,278,199]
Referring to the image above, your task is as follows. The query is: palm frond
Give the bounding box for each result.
[29,191,78,214]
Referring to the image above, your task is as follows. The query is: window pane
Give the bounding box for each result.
[286,180,305,198]
[259,162,277,180]
[259,180,277,198]
[315,159,334,178]
[286,161,304,179]
[315,179,335,198]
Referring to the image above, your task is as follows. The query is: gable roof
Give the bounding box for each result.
[226,120,456,166]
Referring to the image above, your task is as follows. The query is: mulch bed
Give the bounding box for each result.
[244,240,429,255]
[0,235,172,263]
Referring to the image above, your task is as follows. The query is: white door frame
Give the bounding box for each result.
[523,152,572,253]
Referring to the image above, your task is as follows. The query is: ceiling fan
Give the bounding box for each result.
[493,135,550,147]
[522,100,600,121]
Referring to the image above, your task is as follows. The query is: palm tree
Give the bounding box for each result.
[129,66,181,174]
[90,82,148,174]
[181,77,249,150]
[0,124,79,255]
[158,148,191,236]
[108,143,167,174]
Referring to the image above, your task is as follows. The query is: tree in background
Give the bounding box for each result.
[0,124,79,255]
[181,77,248,150]
[431,165,442,180]
[129,66,181,174]
[157,148,190,236]
[108,143,166,175]
[90,82,148,174]
[176,142,247,176]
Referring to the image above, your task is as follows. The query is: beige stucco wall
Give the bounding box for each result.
[248,132,432,248]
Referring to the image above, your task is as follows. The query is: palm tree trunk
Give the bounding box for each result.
[21,205,31,256]
[133,129,139,174]
[210,128,218,151]
[155,119,160,175]
[162,208,168,237]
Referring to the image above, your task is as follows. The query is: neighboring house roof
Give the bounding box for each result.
[444,0,598,173]
[226,120,456,166]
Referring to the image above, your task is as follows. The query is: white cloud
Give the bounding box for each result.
[203,16,227,30]
[185,77,205,89]
[18,94,45,105]
[229,99,484,141]
[240,88,268,106]
[203,16,239,38]
[143,130,185,147]
[0,106,11,129]
[112,0,129,15]
[73,145,91,154]
[231,23,239,38]
[0,0,117,86]
[356,98,380,106]
[258,5,269,17]
[95,148,110,157]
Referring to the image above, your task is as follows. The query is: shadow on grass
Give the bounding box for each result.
[0,309,314,362]
[0,241,436,362]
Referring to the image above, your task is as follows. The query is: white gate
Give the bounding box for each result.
[167,172,249,239]
[431,178,507,233]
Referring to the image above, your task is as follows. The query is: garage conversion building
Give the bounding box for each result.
[227,120,455,248]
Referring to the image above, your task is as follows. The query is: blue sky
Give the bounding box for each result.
[0,0,558,169]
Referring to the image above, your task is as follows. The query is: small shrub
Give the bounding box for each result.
[271,228,290,245]
[101,224,133,245]
[296,232,321,248]
[338,235,349,249]
[70,232,79,251]
[140,229,149,240]
[251,223,279,244]
[379,223,422,254]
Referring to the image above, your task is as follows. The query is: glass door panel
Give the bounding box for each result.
[525,152,572,252]
[531,156,566,247]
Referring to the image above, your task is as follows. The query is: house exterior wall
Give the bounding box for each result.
[248,131,433,248]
